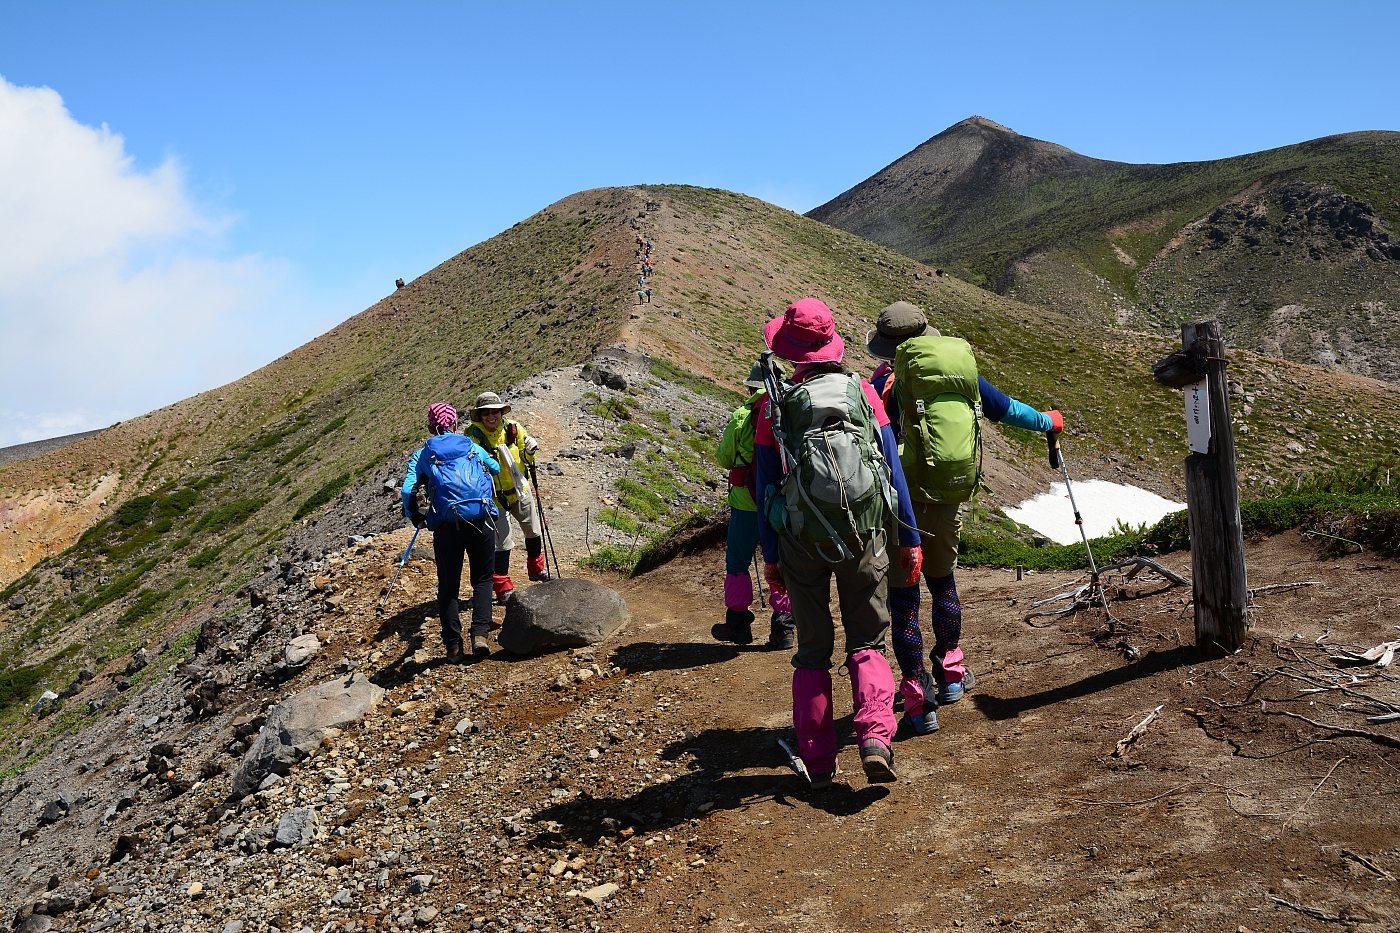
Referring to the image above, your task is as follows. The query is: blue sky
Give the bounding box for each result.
[2,1,1396,447]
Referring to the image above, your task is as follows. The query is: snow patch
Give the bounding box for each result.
[1004,481,1185,546]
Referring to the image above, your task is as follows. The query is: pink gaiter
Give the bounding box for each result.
[792,668,837,775]
[847,648,897,747]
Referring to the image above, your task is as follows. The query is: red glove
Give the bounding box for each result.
[1044,409,1064,434]
[763,561,786,594]
[897,546,923,587]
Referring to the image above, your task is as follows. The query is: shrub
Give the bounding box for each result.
[187,544,227,569]
[193,498,262,533]
[294,473,352,520]
[0,664,50,715]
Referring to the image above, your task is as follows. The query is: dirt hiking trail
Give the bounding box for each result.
[6,528,1396,932]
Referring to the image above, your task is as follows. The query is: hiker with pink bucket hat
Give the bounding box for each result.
[751,298,924,786]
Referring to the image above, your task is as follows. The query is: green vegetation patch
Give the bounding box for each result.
[616,478,668,522]
[0,663,50,716]
[77,557,160,615]
[193,497,263,533]
[187,543,227,569]
[294,472,353,520]
[579,545,640,575]
[75,483,205,562]
[648,358,744,406]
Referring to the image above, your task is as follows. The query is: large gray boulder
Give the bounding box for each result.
[229,673,384,799]
[498,579,629,656]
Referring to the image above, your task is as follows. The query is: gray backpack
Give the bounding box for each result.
[766,371,893,560]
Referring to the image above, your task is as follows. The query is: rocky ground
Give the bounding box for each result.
[3,520,1398,931]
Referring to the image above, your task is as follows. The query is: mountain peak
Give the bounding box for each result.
[954,115,1015,134]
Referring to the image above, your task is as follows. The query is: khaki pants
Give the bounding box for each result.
[779,532,891,670]
[494,489,541,551]
[912,499,962,578]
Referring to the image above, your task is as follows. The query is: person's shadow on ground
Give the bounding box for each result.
[610,640,743,674]
[368,599,455,689]
[530,721,888,847]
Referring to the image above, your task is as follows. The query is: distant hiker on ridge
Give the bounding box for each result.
[401,402,500,662]
[753,298,924,787]
[867,300,1064,722]
[712,359,794,650]
[466,392,550,604]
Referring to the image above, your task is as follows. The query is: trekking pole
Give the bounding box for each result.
[752,549,767,609]
[529,464,564,579]
[377,524,423,616]
[1047,430,1100,588]
[758,351,790,474]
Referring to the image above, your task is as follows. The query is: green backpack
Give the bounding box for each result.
[894,335,983,504]
[767,371,894,560]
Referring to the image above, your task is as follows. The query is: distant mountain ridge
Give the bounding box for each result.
[809,118,1400,381]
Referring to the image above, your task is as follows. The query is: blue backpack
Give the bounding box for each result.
[418,434,497,528]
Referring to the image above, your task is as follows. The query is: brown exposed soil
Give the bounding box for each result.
[5,522,1396,931]
[600,534,1400,931]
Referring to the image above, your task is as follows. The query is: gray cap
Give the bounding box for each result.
[744,359,784,389]
[865,300,940,360]
[472,391,511,415]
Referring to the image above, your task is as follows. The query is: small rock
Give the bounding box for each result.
[7,594,26,610]
[272,807,318,848]
[38,796,71,826]
[414,905,440,925]
[408,874,434,893]
[582,882,619,906]
[32,690,60,718]
[185,881,204,898]
[285,633,323,667]
[331,889,353,907]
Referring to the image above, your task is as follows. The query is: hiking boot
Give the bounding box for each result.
[471,634,491,658]
[938,669,975,705]
[808,766,838,791]
[903,706,939,736]
[711,609,755,645]
[767,612,795,650]
[444,642,466,665]
[527,554,551,582]
[859,740,897,783]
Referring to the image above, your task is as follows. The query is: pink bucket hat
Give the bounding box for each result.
[427,401,458,434]
[763,297,845,364]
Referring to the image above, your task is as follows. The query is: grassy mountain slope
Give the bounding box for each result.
[4,184,1400,768]
[808,118,1400,380]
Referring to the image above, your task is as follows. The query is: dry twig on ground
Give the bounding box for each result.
[1112,704,1164,758]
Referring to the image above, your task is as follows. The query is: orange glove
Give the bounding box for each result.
[763,561,786,594]
[897,545,923,587]
[1044,409,1064,434]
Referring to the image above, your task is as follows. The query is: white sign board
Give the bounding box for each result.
[1185,379,1211,454]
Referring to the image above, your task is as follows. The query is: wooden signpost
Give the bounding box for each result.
[1153,320,1249,656]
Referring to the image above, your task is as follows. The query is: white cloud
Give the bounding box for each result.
[0,77,303,448]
